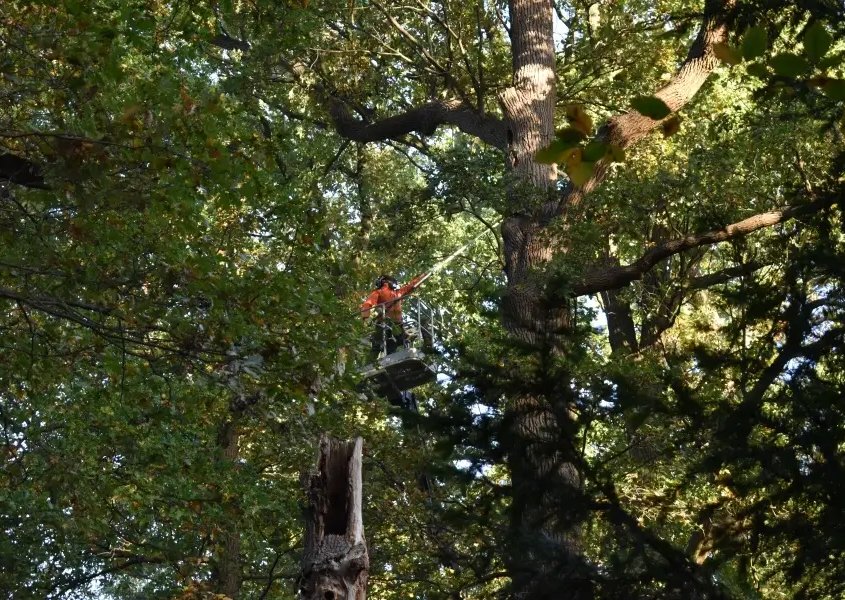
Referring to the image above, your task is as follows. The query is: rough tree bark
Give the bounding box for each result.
[497,1,733,597]
[215,417,242,599]
[299,436,369,600]
[495,1,591,596]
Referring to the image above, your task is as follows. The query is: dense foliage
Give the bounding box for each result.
[1,0,844,599]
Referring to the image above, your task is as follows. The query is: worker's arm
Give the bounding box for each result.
[397,273,426,296]
[360,290,380,319]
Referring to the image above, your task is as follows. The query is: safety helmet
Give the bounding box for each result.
[375,275,397,289]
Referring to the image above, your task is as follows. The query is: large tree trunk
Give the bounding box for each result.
[215,418,242,599]
[498,1,589,597]
[299,436,369,600]
[498,1,731,597]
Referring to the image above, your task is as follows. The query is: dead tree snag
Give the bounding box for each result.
[299,436,369,600]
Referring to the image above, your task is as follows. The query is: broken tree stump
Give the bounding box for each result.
[299,436,369,600]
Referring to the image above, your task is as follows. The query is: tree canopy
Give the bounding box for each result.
[2,0,845,599]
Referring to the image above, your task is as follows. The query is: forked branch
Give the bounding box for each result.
[572,196,838,296]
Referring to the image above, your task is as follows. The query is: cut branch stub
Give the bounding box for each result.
[300,436,368,600]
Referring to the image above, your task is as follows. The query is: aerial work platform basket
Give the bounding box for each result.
[359,297,450,399]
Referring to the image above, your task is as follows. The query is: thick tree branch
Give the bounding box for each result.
[556,0,733,210]
[209,32,251,52]
[0,153,48,189]
[602,0,731,149]
[572,197,837,297]
[286,58,507,149]
[326,96,508,150]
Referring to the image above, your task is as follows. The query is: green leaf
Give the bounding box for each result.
[555,127,587,144]
[582,141,608,162]
[804,22,832,63]
[741,26,768,61]
[819,53,844,70]
[630,96,672,120]
[535,140,580,165]
[823,79,845,101]
[746,63,770,79]
[566,161,595,187]
[769,53,809,77]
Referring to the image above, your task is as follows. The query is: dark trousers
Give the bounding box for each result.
[370,320,406,358]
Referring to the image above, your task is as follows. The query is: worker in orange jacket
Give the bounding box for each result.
[361,273,426,356]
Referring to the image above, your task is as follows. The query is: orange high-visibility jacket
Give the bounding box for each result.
[360,274,425,322]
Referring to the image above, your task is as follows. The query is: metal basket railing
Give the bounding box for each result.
[368,296,452,359]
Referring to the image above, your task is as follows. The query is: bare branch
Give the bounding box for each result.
[572,197,837,297]
[686,261,770,291]
[0,286,115,315]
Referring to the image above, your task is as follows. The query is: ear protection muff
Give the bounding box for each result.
[376,275,397,289]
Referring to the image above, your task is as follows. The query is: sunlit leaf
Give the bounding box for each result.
[582,141,608,162]
[741,26,768,61]
[713,42,741,66]
[607,144,626,163]
[535,140,581,165]
[769,53,809,77]
[804,22,832,63]
[564,147,583,169]
[566,161,595,187]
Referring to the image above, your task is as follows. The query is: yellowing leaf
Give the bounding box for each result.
[566,161,595,187]
[180,83,195,113]
[661,114,682,138]
[120,104,143,125]
[535,140,582,165]
[564,147,583,170]
[565,104,593,136]
[713,42,741,66]
[608,144,626,163]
